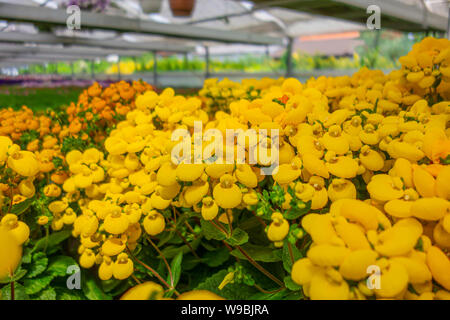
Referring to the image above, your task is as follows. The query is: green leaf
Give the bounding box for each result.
[35,287,57,300]
[195,269,257,300]
[21,247,32,264]
[100,278,124,293]
[282,241,302,273]
[11,196,35,215]
[200,220,227,241]
[32,229,71,253]
[23,274,54,295]
[284,200,311,220]
[0,268,27,284]
[55,287,85,300]
[160,237,201,259]
[284,276,301,291]
[203,247,229,267]
[82,272,112,300]
[0,283,29,300]
[230,243,282,263]
[225,228,249,246]
[169,251,183,288]
[26,252,48,278]
[248,288,289,300]
[46,256,77,277]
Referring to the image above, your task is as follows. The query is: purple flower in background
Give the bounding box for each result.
[66,0,111,12]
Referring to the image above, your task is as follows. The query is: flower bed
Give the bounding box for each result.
[0,37,449,300]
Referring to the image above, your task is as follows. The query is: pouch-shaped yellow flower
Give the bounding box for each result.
[213,174,242,209]
[0,226,22,280]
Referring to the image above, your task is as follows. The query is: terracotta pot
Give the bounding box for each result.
[169,0,195,17]
[139,0,163,13]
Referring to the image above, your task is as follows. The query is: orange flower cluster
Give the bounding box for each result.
[66,80,153,134]
[0,106,57,141]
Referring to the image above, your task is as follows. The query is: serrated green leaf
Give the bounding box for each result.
[0,283,29,300]
[32,229,71,253]
[282,241,302,273]
[225,228,249,246]
[230,243,282,263]
[26,252,48,278]
[46,256,77,277]
[35,287,56,300]
[23,274,54,295]
[200,220,227,241]
[284,276,301,291]
[82,272,112,300]
[169,251,183,288]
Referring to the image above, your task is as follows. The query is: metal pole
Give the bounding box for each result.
[70,62,74,79]
[447,6,450,40]
[117,56,121,81]
[183,52,188,70]
[91,60,95,80]
[205,46,210,79]
[285,37,293,78]
[373,29,381,50]
[153,50,158,88]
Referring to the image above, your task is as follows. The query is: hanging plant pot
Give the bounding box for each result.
[169,0,195,17]
[139,0,163,13]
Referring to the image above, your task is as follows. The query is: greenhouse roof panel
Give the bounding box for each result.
[0,2,283,45]
[250,0,448,32]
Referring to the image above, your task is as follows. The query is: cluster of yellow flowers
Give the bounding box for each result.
[199,77,284,113]
[1,37,448,300]
[52,37,449,299]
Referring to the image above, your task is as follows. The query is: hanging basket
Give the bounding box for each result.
[169,0,195,17]
[139,0,163,13]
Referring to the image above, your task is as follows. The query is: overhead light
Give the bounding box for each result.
[106,54,119,63]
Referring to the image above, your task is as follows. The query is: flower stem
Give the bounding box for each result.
[287,242,295,265]
[126,247,180,297]
[146,236,174,288]
[235,245,284,288]
[10,280,15,301]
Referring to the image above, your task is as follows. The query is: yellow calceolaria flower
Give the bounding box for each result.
[267,212,289,246]
[120,281,164,300]
[7,150,40,177]
[0,226,22,280]
[1,214,30,245]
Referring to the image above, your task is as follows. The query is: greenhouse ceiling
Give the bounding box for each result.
[0,0,448,68]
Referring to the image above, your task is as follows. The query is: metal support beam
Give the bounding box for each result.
[0,43,147,58]
[0,3,283,45]
[205,46,210,79]
[285,37,293,78]
[0,32,194,53]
